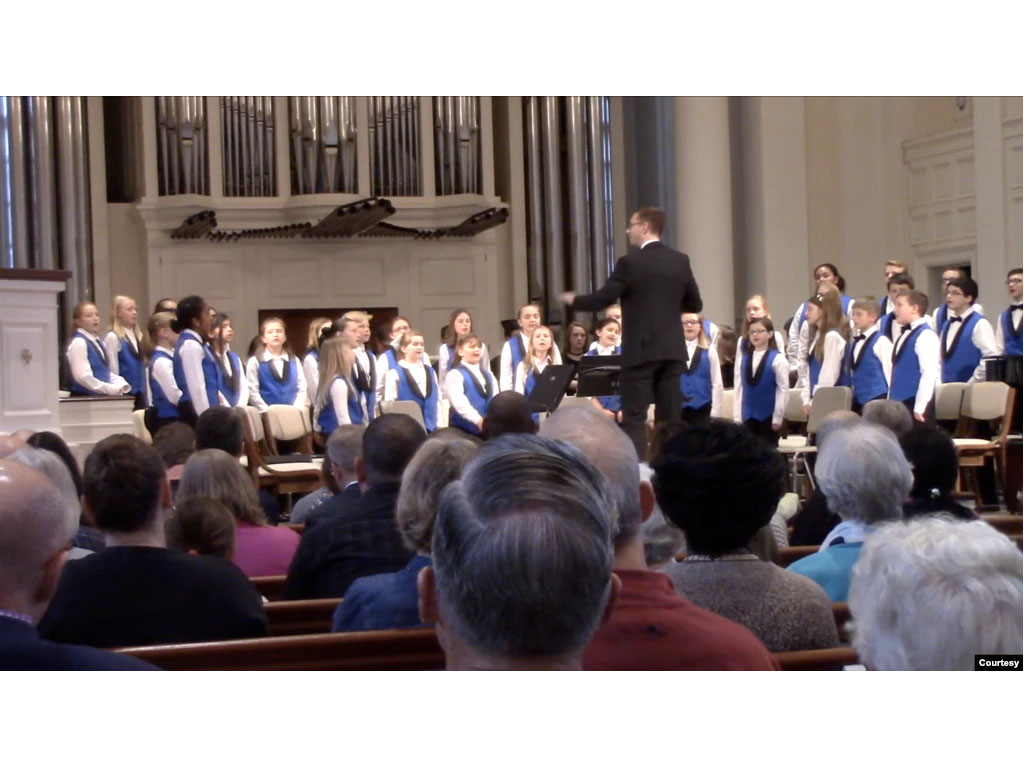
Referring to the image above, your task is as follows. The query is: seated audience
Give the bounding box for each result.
[652,419,839,653]
[481,391,537,439]
[861,398,914,438]
[24,431,102,553]
[787,424,911,600]
[193,406,281,524]
[165,496,237,559]
[899,424,977,520]
[540,409,779,669]
[152,421,195,483]
[301,424,365,529]
[332,436,477,632]
[418,434,619,670]
[637,463,686,569]
[788,410,859,546]
[0,434,25,458]
[285,414,426,599]
[0,460,156,670]
[849,517,1022,670]
[176,449,299,577]
[38,435,267,647]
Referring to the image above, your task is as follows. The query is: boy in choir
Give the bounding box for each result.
[445,334,499,437]
[880,273,916,341]
[931,268,984,331]
[66,301,131,398]
[145,311,183,437]
[500,303,562,390]
[733,317,789,447]
[245,317,307,413]
[888,289,940,423]
[384,330,441,432]
[314,338,366,436]
[586,317,623,422]
[995,268,1023,430]
[678,313,722,426]
[938,276,998,383]
[844,299,892,414]
[879,260,907,314]
[103,295,146,410]
[210,312,248,408]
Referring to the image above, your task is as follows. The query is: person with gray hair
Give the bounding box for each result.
[788,423,911,601]
[417,434,619,670]
[0,460,155,670]
[861,398,914,438]
[332,436,478,633]
[540,408,778,670]
[848,517,1022,670]
[293,424,365,526]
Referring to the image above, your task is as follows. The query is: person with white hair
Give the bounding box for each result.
[540,408,778,670]
[417,434,619,670]
[788,423,911,600]
[849,517,1023,670]
[0,460,154,670]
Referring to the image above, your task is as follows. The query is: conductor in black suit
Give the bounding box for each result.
[560,207,703,458]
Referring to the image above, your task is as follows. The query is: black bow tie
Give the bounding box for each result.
[1012,304,1022,311]
[897,325,911,338]
[949,316,963,323]
[854,334,866,342]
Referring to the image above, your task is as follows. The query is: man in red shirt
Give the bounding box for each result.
[540,408,778,670]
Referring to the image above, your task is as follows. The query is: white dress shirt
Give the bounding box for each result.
[438,342,489,390]
[940,305,999,382]
[323,376,365,428]
[994,301,1024,355]
[303,352,320,407]
[376,343,432,408]
[67,331,130,396]
[103,330,139,377]
[928,301,985,331]
[445,362,494,426]
[151,346,183,405]
[733,347,789,427]
[797,329,847,407]
[245,349,307,412]
[893,318,940,415]
[849,322,893,389]
[384,359,430,401]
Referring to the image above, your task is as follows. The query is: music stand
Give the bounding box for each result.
[576,355,622,398]
[525,365,576,415]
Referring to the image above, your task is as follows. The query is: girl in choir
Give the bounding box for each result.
[445,334,499,437]
[103,295,146,410]
[246,316,307,412]
[738,295,787,358]
[586,317,622,421]
[303,316,332,408]
[564,321,590,363]
[146,311,183,436]
[733,317,789,447]
[500,303,562,390]
[797,290,851,415]
[210,312,248,408]
[715,325,737,387]
[66,301,131,398]
[384,329,441,432]
[314,338,366,436]
[438,309,489,386]
[514,325,556,396]
[786,263,852,365]
[679,312,723,426]
[171,295,223,425]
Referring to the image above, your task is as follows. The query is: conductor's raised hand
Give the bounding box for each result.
[559,291,576,306]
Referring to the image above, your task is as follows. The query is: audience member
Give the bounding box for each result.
[898,425,977,520]
[25,431,83,497]
[176,449,299,577]
[0,460,156,670]
[0,434,25,458]
[152,421,195,482]
[849,517,1022,670]
[333,436,477,632]
[653,419,838,653]
[165,497,237,559]
[637,463,686,569]
[788,410,859,546]
[539,409,779,669]
[787,424,910,600]
[300,424,365,528]
[861,397,914,438]
[38,435,267,647]
[418,434,619,670]
[285,414,426,599]
[481,391,537,439]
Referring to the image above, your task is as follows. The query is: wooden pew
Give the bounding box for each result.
[773,647,861,671]
[265,598,342,637]
[250,575,287,601]
[832,602,851,643]
[778,545,817,567]
[115,628,445,671]
[981,514,1023,538]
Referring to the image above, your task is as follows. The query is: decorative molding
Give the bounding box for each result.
[902,127,973,164]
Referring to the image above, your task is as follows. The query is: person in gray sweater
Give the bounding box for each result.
[653,420,840,652]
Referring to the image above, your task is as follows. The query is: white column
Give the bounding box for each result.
[674,96,734,325]
[973,97,1008,314]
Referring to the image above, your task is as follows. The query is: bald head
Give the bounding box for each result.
[0,434,26,459]
[815,410,860,448]
[540,407,640,548]
[0,460,77,605]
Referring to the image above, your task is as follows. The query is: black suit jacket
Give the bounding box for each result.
[0,615,157,670]
[304,482,362,532]
[572,241,703,366]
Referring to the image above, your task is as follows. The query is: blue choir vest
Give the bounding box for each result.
[506,335,527,373]
[1001,307,1023,356]
[69,331,113,396]
[395,363,438,432]
[219,350,245,406]
[889,325,929,402]
[741,348,779,422]
[449,365,494,436]
[586,346,622,412]
[257,356,299,406]
[149,349,180,419]
[879,312,898,341]
[115,334,144,395]
[846,331,888,406]
[940,312,983,383]
[679,345,711,410]
[354,350,377,423]
[317,376,364,435]
[173,331,222,409]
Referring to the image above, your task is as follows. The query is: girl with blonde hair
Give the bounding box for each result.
[315,338,366,435]
[798,289,852,415]
[103,295,146,409]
